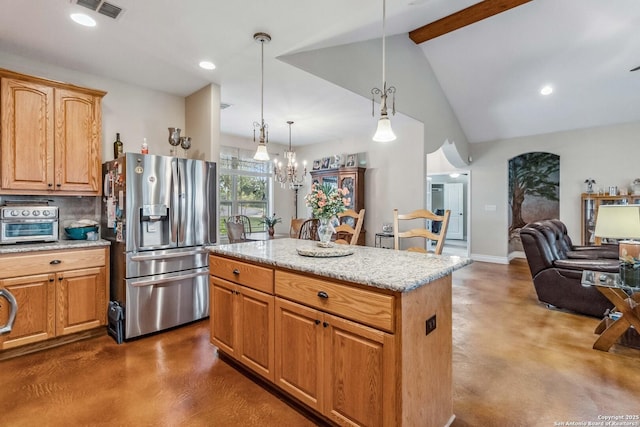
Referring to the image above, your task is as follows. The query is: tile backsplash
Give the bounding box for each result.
[0,195,101,240]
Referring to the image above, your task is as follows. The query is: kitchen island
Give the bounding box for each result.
[209,238,472,427]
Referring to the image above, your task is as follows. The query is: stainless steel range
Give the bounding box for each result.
[101,153,216,340]
[0,202,58,244]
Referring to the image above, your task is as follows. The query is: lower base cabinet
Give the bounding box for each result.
[210,254,401,427]
[0,274,56,349]
[210,276,275,381]
[275,297,396,427]
[0,247,109,351]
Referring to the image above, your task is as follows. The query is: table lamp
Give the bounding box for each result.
[594,204,640,286]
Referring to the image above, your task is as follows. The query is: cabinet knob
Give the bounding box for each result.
[48,183,53,187]
[314,319,321,325]
[317,291,329,299]
[50,259,62,265]
[323,321,329,328]
[56,183,61,187]
[58,276,63,281]
[232,269,240,275]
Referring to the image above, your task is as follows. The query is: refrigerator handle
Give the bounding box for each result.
[129,248,209,261]
[178,159,187,246]
[0,289,18,334]
[129,271,209,287]
[171,159,180,245]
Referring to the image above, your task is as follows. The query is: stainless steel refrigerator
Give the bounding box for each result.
[101,153,216,339]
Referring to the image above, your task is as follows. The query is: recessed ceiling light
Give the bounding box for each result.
[540,85,553,96]
[199,61,216,70]
[70,12,96,27]
[449,173,460,178]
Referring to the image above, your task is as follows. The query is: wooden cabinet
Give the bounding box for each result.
[581,193,640,245]
[209,255,275,381]
[310,167,366,245]
[275,270,396,426]
[0,247,109,351]
[0,68,105,196]
[275,298,395,427]
[0,274,56,349]
[56,266,107,336]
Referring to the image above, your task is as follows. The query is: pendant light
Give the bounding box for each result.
[253,32,271,161]
[274,121,307,189]
[371,0,397,142]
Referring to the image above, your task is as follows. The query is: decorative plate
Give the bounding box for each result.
[296,246,355,258]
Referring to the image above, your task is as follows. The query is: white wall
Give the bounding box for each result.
[468,121,640,262]
[186,83,221,162]
[295,119,424,246]
[0,51,185,161]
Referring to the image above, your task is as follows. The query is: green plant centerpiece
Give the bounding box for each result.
[305,182,350,247]
[259,213,281,237]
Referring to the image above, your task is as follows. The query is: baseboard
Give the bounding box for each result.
[0,327,106,361]
[469,253,510,264]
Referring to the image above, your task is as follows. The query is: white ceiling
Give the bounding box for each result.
[1,0,639,146]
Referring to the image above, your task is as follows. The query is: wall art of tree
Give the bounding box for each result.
[508,152,560,241]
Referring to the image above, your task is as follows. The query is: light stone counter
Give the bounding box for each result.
[0,239,110,255]
[209,238,472,292]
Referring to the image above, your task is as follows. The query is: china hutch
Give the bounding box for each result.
[581,193,640,245]
[310,167,365,245]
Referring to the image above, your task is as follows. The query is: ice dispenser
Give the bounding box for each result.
[140,204,169,247]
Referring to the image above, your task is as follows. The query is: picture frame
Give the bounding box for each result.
[321,157,331,169]
[312,159,321,171]
[329,154,344,169]
[345,154,356,167]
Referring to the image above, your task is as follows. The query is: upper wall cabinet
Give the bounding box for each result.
[0,69,106,196]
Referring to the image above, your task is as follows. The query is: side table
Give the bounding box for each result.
[375,232,394,249]
[581,270,640,352]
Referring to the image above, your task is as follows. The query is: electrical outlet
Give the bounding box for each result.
[425,314,437,336]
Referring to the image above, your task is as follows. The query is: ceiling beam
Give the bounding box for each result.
[409,0,532,44]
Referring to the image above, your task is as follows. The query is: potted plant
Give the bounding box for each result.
[260,214,282,237]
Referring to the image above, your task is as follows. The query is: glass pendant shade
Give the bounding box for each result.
[253,143,270,161]
[373,115,396,142]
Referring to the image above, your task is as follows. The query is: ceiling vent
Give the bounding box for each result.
[74,0,124,20]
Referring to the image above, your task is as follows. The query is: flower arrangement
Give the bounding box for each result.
[259,213,281,228]
[305,182,350,219]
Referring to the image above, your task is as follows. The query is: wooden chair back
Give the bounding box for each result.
[290,218,306,238]
[228,214,252,234]
[297,219,319,241]
[226,220,248,243]
[393,208,451,254]
[334,209,365,245]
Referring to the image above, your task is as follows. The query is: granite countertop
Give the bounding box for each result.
[0,239,111,255]
[209,238,472,293]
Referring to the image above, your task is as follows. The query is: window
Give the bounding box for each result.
[219,146,272,237]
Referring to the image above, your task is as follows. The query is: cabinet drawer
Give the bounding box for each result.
[0,248,106,279]
[210,255,274,294]
[275,271,395,333]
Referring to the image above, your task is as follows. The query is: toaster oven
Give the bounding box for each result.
[0,204,59,244]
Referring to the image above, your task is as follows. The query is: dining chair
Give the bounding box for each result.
[393,208,451,254]
[228,214,252,235]
[297,219,319,241]
[226,220,249,243]
[289,218,306,238]
[334,209,365,245]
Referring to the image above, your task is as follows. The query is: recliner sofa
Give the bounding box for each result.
[520,219,618,317]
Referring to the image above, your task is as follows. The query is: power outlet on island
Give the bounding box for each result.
[425,314,437,336]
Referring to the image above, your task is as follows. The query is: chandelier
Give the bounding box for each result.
[274,121,307,189]
[253,32,271,161]
[371,0,397,142]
